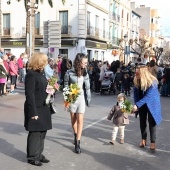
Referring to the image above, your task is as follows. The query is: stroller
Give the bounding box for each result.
[100,71,115,95]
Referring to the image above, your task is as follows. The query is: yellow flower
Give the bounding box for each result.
[71,88,79,95]
[122,109,125,112]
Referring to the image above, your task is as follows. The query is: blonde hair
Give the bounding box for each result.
[134,66,158,91]
[28,52,48,72]
[117,93,127,101]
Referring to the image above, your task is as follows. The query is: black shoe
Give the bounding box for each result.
[75,140,81,154]
[73,133,77,145]
[28,160,42,166]
[40,156,50,163]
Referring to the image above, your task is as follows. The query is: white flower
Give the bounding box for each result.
[63,92,66,96]
[66,91,70,94]
[64,96,68,100]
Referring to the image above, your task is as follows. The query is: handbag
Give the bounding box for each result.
[49,95,58,114]
[50,102,57,114]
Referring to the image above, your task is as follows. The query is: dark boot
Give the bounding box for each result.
[73,133,77,145]
[75,140,81,154]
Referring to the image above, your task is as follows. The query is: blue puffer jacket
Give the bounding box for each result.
[134,81,162,125]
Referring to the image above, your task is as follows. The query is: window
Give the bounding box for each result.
[59,49,68,58]
[3,13,10,35]
[151,18,153,23]
[35,12,40,35]
[95,15,99,36]
[95,51,99,60]
[103,19,105,38]
[34,49,40,52]
[59,11,68,34]
[4,49,11,54]
[87,12,90,35]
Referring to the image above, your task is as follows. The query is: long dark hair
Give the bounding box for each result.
[73,53,87,77]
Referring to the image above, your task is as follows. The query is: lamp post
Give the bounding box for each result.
[27,0,38,57]
[124,34,128,64]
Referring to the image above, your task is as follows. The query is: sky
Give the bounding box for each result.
[132,0,170,38]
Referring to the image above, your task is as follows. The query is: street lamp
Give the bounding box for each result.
[124,34,128,64]
[27,1,38,57]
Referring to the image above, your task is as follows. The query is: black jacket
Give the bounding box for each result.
[24,69,52,131]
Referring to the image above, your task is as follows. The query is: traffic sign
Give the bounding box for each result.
[43,21,61,48]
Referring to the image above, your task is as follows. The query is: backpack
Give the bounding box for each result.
[157,70,162,79]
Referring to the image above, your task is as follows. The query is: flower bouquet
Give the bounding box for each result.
[63,83,81,110]
[119,100,133,114]
[46,77,60,105]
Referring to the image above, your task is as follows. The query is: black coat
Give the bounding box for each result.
[24,69,52,131]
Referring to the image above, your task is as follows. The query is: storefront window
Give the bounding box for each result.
[59,49,68,58]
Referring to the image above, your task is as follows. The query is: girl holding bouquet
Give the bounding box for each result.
[64,53,91,154]
[107,93,130,145]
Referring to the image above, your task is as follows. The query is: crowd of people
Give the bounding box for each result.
[0,50,165,166]
[0,48,28,97]
[87,57,169,97]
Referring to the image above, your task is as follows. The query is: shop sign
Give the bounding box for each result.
[13,42,22,46]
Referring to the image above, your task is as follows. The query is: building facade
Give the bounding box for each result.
[1,0,111,62]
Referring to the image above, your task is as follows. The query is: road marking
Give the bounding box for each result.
[83,116,107,131]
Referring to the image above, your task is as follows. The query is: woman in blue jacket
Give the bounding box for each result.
[133,65,162,150]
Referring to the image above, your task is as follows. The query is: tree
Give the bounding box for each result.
[16,0,53,55]
[129,36,152,58]
[153,47,163,64]
[162,49,170,64]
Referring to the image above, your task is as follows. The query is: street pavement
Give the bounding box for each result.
[0,83,170,170]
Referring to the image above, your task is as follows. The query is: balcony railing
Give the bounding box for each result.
[110,12,120,22]
[111,36,120,45]
[95,27,99,37]
[87,26,108,40]
[3,28,11,36]
[61,25,72,34]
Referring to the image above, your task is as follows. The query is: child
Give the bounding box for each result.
[122,74,131,96]
[107,93,129,145]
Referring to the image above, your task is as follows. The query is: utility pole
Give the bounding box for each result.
[27,0,36,57]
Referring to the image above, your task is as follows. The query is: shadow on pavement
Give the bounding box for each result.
[0,138,26,162]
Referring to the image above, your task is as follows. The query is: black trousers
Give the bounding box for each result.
[27,131,47,161]
[139,105,156,143]
[0,83,5,95]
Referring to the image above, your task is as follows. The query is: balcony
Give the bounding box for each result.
[61,25,72,36]
[87,26,108,41]
[111,36,120,45]
[2,27,12,36]
[150,37,158,45]
[150,23,158,31]
[110,12,120,23]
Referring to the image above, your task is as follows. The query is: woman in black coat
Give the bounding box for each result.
[24,52,52,166]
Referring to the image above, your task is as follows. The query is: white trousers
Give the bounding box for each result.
[112,125,125,140]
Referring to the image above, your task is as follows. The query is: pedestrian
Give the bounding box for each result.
[2,54,9,94]
[122,74,131,96]
[9,55,19,94]
[24,52,52,166]
[107,93,129,145]
[99,61,108,81]
[133,65,162,150]
[17,53,24,82]
[44,58,55,79]
[64,53,91,154]
[148,60,158,78]
[0,58,8,97]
